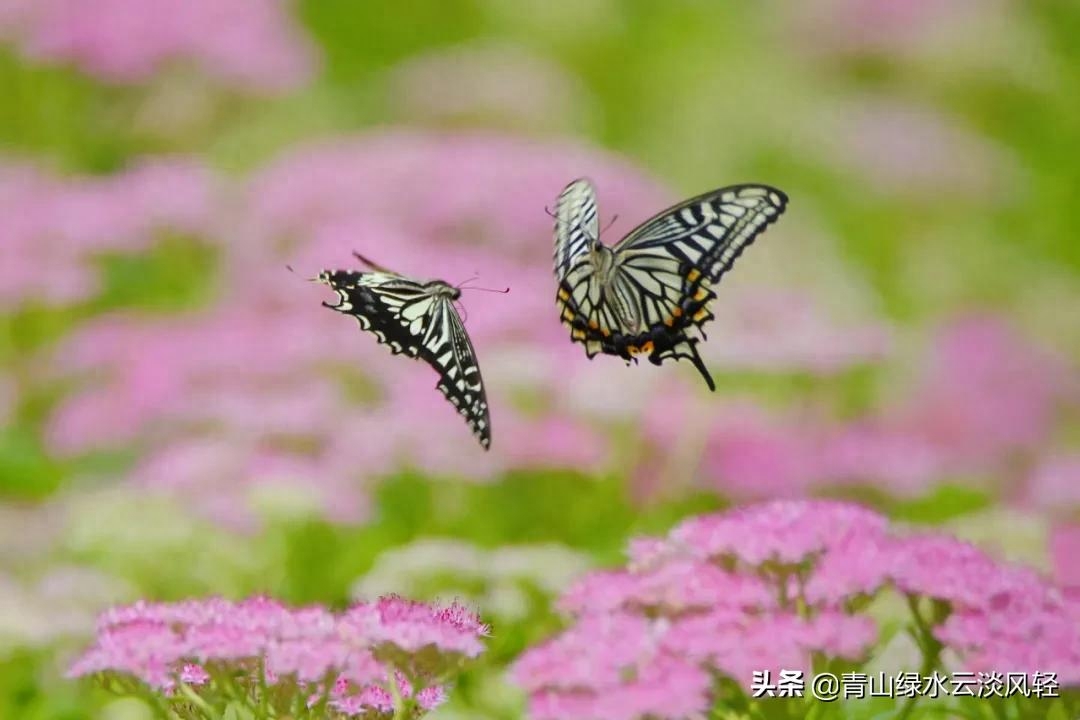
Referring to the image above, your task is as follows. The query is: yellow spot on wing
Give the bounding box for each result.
[687,269,701,282]
[557,288,570,302]
[694,287,709,301]
[693,308,711,322]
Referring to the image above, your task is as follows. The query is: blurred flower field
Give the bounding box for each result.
[1,1,1079,718]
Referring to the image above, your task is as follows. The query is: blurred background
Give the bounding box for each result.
[1,1,1078,718]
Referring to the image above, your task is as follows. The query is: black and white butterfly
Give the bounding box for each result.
[552,178,788,391]
[314,253,493,450]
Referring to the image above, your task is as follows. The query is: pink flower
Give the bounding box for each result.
[703,290,892,374]
[67,619,186,689]
[514,499,1080,711]
[515,501,890,706]
[817,422,948,497]
[785,0,996,61]
[797,611,879,659]
[384,41,591,134]
[342,595,489,660]
[937,597,1080,684]
[898,315,1069,469]
[32,130,690,530]
[558,561,775,617]
[0,158,219,310]
[1026,455,1080,514]
[179,663,209,685]
[241,132,669,260]
[888,533,1050,610]
[803,532,894,605]
[5,0,318,91]
[662,500,889,567]
[1050,523,1080,590]
[71,595,486,714]
[661,610,811,683]
[822,99,1012,198]
[698,407,822,499]
[526,654,711,720]
[512,612,712,720]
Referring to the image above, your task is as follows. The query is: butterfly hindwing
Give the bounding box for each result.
[552,179,788,390]
[427,298,490,449]
[319,269,491,450]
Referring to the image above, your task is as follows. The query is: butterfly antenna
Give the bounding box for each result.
[545,205,574,230]
[285,264,320,282]
[460,285,510,294]
[351,251,393,273]
[600,213,620,236]
[456,273,481,290]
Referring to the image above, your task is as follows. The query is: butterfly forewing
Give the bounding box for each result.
[615,184,788,283]
[319,269,492,450]
[551,179,788,390]
[553,178,599,281]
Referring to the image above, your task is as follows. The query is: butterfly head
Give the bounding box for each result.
[425,280,462,301]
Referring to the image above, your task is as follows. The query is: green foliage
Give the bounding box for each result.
[2,2,1079,719]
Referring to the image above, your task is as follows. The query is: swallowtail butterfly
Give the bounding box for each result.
[314,253,493,450]
[553,178,788,390]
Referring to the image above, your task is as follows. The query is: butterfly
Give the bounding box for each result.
[552,178,788,391]
[312,253,493,450]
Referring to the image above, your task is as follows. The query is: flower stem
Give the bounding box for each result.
[896,594,944,720]
[177,682,221,720]
[389,673,410,720]
[257,657,269,718]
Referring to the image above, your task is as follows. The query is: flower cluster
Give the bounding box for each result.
[0,0,318,91]
[19,130,928,530]
[0,158,217,309]
[30,132,672,528]
[511,500,1080,719]
[69,594,489,718]
[641,313,1076,504]
[9,131,1069,536]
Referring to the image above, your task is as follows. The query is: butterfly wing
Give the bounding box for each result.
[427,297,491,450]
[613,184,788,281]
[552,178,613,359]
[552,181,788,390]
[320,270,492,449]
[553,177,599,281]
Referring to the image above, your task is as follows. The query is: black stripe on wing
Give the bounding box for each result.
[551,181,789,391]
[614,184,788,283]
[433,301,491,450]
[553,178,599,282]
[319,270,491,450]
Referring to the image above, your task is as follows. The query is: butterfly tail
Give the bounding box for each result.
[686,340,716,392]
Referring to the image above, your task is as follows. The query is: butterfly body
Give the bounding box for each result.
[553,178,788,391]
[316,257,491,450]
